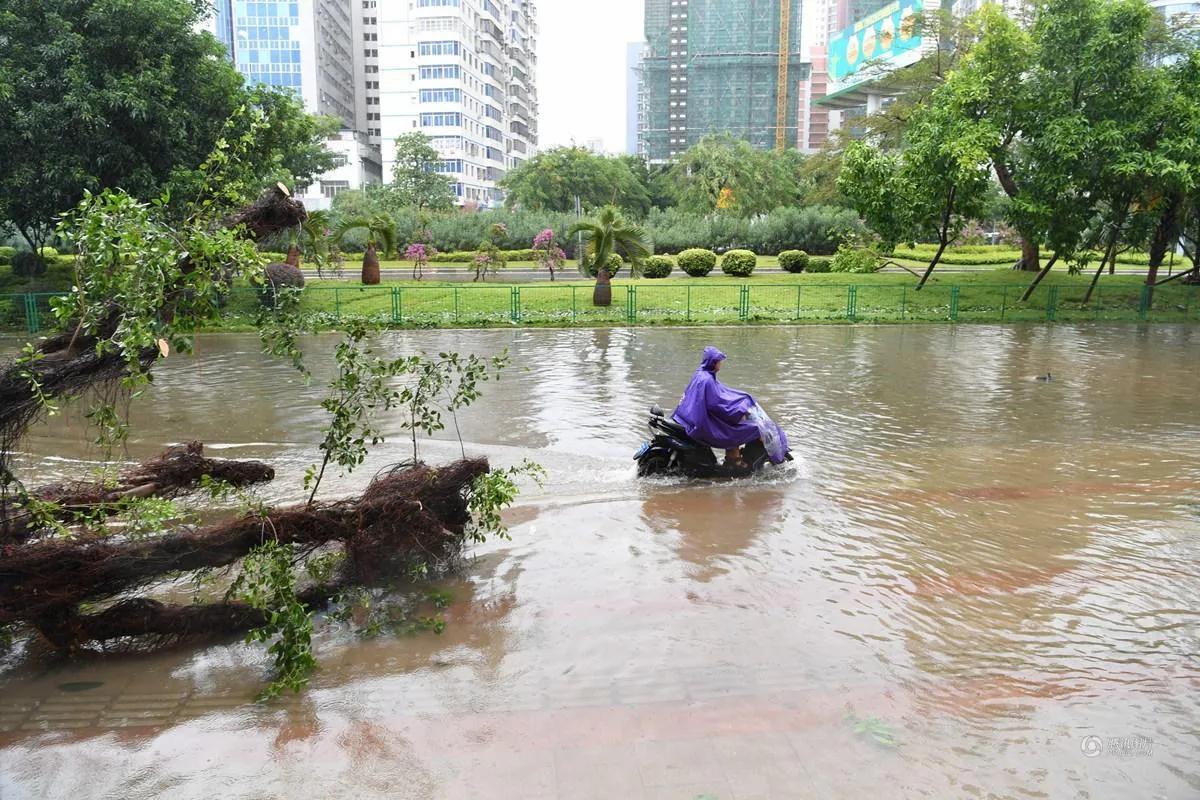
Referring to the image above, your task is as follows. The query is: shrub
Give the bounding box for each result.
[830,245,880,274]
[584,252,624,277]
[0,246,16,265]
[721,249,757,276]
[806,256,832,273]
[779,250,810,273]
[428,248,534,263]
[678,248,717,277]
[37,246,58,259]
[643,255,674,279]
[11,250,47,278]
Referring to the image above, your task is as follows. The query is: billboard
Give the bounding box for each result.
[827,0,925,84]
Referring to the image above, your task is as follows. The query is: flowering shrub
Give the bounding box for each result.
[532,228,566,281]
[405,241,437,280]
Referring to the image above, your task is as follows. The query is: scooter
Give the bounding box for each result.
[634,405,791,478]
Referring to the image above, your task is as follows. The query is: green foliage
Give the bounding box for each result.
[0,246,16,265]
[669,133,802,217]
[830,245,881,274]
[465,460,545,544]
[583,252,624,278]
[677,248,717,277]
[335,215,396,259]
[11,251,46,279]
[848,713,900,748]
[0,1,335,251]
[779,250,810,273]
[643,255,675,278]
[569,206,652,280]
[500,147,653,215]
[720,249,757,277]
[388,132,455,211]
[429,249,536,263]
[232,539,316,701]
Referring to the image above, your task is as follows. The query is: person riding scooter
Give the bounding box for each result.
[672,346,788,468]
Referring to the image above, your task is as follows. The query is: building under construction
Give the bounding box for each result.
[640,0,808,163]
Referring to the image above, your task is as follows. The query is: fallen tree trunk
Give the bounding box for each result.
[1,442,275,545]
[0,459,489,652]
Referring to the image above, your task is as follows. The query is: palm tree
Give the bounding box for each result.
[334,215,396,285]
[569,206,652,306]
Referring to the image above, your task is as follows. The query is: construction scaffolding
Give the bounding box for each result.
[640,0,808,162]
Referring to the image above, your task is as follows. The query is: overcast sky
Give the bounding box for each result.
[536,0,645,153]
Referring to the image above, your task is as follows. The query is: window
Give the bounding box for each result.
[321,180,350,198]
[420,112,463,126]
[419,88,462,103]
[417,0,459,6]
[419,41,461,56]
[419,64,461,80]
[434,159,463,173]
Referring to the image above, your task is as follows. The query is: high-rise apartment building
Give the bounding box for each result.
[375,0,539,209]
[626,42,646,156]
[640,0,807,163]
[202,1,382,207]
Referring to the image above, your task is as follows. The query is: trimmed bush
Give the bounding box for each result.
[430,248,535,263]
[806,256,832,273]
[0,247,16,266]
[678,248,717,277]
[584,252,624,278]
[643,255,674,279]
[830,246,880,274]
[37,246,58,259]
[721,249,757,277]
[779,250,810,273]
[11,250,47,279]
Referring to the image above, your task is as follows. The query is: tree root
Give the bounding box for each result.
[0,458,489,653]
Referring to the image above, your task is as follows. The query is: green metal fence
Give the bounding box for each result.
[5,282,1200,334]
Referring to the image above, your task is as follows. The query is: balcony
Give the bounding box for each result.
[508,138,527,154]
[510,120,530,139]
[479,18,504,44]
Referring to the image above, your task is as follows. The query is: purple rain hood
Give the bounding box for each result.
[671,346,761,450]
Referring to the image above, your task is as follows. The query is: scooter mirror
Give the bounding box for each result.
[650,404,665,417]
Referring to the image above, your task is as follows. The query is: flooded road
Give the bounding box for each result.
[2,324,1199,799]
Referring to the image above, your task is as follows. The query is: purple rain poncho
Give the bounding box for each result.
[673,346,765,448]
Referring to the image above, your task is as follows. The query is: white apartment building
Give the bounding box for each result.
[374,0,539,208]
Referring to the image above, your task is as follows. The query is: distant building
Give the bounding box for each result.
[626,42,646,155]
[640,0,807,162]
[201,1,382,209]
[375,0,540,209]
[584,137,606,154]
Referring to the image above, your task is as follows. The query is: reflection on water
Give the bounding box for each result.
[2,324,1199,799]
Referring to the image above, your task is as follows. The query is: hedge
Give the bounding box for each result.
[678,248,717,277]
[643,255,674,279]
[721,249,756,277]
[806,256,832,273]
[779,250,809,273]
[0,246,15,265]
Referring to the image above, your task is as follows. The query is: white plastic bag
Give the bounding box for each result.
[748,404,787,464]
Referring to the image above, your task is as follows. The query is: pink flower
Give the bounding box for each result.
[533,228,555,249]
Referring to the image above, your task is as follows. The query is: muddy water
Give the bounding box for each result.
[2,325,1199,799]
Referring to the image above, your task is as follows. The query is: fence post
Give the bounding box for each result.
[1138,285,1151,320]
[571,286,577,323]
[739,285,749,321]
[627,285,637,323]
[454,287,460,323]
[1045,285,1059,322]
[847,285,858,321]
[686,285,692,322]
[398,287,404,324]
[24,294,39,335]
[795,285,802,320]
[949,286,960,322]
[334,288,341,321]
[391,286,399,324]
[1000,286,1008,322]
[901,285,907,320]
[512,286,521,322]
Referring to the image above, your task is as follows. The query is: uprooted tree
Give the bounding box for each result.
[0,111,537,698]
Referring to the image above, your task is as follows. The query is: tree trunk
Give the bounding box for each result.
[286,244,301,267]
[915,240,950,291]
[1146,195,1182,303]
[361,242,381,285]
[1019,253,1060,302]
[593,268,612,306]
[1083,233,1121,304]
[1015,239,1041,271]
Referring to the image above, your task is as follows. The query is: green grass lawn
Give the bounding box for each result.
[5,263,1198,333]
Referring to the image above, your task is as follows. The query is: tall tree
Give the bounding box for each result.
[500,147,652,215]
[0,0,336,254]
[388,132,455,211]
[668,134,801,217]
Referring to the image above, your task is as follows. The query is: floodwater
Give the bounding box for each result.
[1,325,1199,799]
